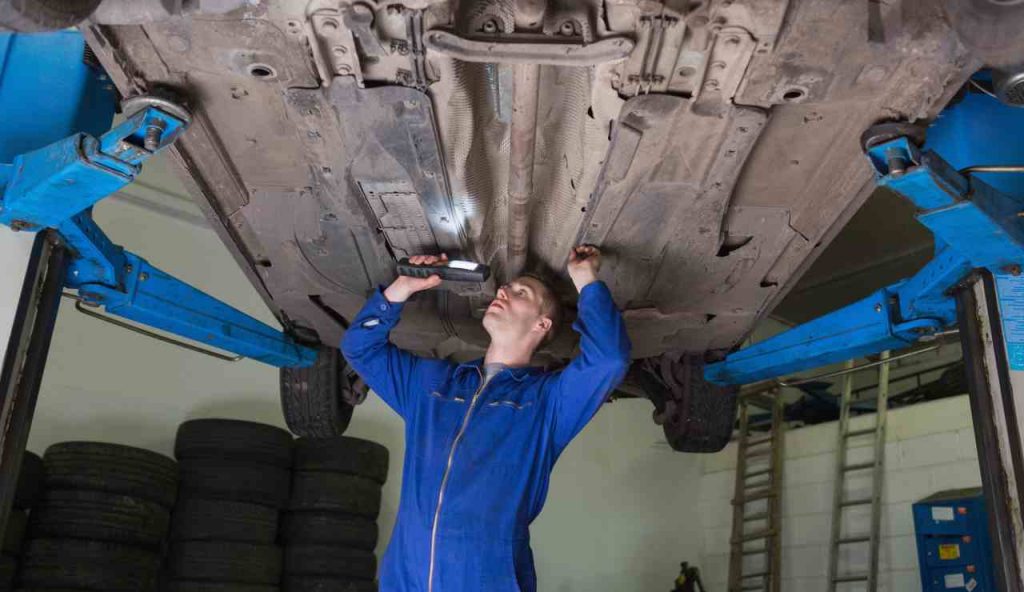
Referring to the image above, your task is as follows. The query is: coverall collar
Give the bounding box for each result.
[454,358,544,382]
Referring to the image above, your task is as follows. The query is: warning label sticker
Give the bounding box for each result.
[939,544,961,561]
[932,506,955,522]
[945,573,966,588]
[996,275,1024,371]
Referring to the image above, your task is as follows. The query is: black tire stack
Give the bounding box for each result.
[1,451,42,591]
[167,419,293,591]
[20,442,177,590]
[283,437,388,592]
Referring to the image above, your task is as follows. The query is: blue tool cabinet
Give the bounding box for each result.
[913,488,993,592]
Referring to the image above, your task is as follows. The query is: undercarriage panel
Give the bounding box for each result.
[82,0,976,360]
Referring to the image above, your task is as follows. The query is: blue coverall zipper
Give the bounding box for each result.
[428,366,490,592]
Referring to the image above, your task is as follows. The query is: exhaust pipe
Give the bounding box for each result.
[506,64,540,279]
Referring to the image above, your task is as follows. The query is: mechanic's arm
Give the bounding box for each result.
[341,255,445,418]
[549,246,632,451]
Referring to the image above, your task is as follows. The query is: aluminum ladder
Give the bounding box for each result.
[827,352,891,591]
[727,391,785,592]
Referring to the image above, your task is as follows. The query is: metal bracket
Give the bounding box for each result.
[422,30,634,66]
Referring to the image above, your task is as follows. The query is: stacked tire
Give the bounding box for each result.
[20,442,177,590]
[1,451,43,590]
[167,419,293,591]
[284,437,388,592]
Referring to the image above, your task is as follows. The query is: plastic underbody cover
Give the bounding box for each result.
[83,0,975,362]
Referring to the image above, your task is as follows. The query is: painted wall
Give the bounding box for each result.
[9,157,703,590]
[0,231,35,362]
[699,395,981,591]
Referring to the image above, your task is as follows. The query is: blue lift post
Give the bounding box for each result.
[0,31,317,369]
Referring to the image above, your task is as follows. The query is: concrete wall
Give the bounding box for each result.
[699,395,981,591]
[8,157,702,590]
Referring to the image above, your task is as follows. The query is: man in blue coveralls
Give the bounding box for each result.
[342,245,631,592]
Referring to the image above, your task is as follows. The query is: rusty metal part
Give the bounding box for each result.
[422,30,633,66]
[513,0,546,30]
[506,64,539,280]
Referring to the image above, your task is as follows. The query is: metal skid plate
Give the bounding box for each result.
[578,93,772,358]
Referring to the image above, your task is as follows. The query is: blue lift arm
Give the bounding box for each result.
[0,32,317,368]
[706,96,1024,386]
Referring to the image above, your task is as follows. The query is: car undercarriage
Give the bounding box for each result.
[73,0,991,447]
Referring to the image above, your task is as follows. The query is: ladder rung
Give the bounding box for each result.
[845,427,876,438]
[833,573,870,583]
[731,529,775,543]
[741,585,766,591]
[733,489,776,504]
[741,571,769,579]
[744,467,773,479]
[743,512,769,522]
[842,461,875,472]
[747,435,772,447]
[741,547,768,556]
[743,479,770,490]
[836,535,871,545]
[840,497,874,507]
[745,448,771,458]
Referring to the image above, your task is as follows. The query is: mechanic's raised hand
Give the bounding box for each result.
[384,254,446,303]
[568,245,601,292]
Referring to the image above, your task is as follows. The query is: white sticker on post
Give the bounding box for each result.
[932,506,955,521]
[945,573,966,588]
[966,578,978,592]
[996,274,1024,371]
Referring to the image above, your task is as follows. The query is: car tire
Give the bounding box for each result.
[293,438,388,484]
[0,554,14,587]
[284,546,376,580]
[171,499,279,544]
[281,348,355,438]
[284,576,378,592]
[289,473,381,518]
[14,452,42,510]
[0,0,102,32]
[28,490,169,548]
[1,511,25,555]
[281,512,377,550]
[43,442,178,508]
[178,461,290,509]
[638,354,739,453]
[167,541,282,585]
[19,538,160,590]
[175,419,294,468]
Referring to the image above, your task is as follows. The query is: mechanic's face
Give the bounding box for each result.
[482,276,552,345]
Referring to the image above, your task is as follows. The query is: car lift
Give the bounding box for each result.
[0,32,318,545]
[4,28,1024,591]
[705,87,1024,590]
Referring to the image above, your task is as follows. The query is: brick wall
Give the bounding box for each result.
[698,395,981,591]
